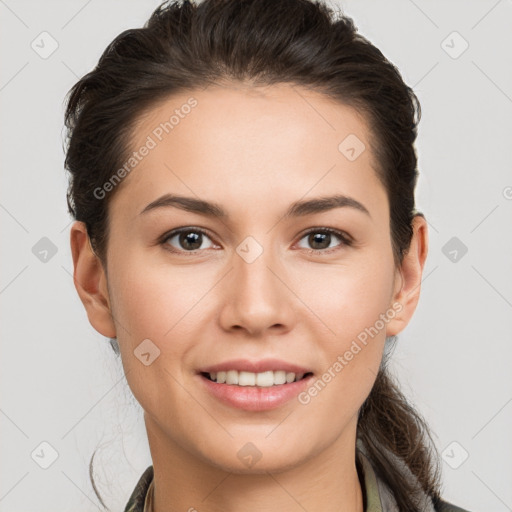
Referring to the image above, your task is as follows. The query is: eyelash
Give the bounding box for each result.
[159,226,353,256]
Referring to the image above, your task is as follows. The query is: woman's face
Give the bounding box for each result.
[74,82,422,473]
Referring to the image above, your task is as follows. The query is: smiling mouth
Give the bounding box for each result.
[200,370,314,387]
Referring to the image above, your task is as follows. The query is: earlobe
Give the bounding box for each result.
[385,214,429,337]
[70,221,116,338]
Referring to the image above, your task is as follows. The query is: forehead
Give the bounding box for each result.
[109,82,386,223]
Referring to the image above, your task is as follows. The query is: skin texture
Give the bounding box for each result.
[70,82,428,512]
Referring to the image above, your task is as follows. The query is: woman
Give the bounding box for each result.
[64,0,472,510]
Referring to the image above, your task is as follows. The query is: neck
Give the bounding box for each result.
[145,414,364,512]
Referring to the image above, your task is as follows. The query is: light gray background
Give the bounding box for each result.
[1,0,511,511]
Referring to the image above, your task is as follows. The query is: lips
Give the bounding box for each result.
[195,358,315,411]
[197,358,313,375]
[197,371,315,411]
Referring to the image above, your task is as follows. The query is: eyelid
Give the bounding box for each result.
[297,226,353,244]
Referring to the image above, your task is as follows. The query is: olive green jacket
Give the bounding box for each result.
[124,441,472,512]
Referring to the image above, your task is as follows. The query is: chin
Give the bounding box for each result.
[209,455,303,475]
[193,440,306,475]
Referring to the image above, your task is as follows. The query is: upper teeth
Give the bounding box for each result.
[209,370,305,386]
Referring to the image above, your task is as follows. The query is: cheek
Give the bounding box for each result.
[107,258,209,415]
[106,254,212,397]
[294,253,395,407]
[295,266,392,432]
[109,253,209,341]
[296,257,395,343]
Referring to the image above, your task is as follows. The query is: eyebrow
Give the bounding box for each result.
[139,193,371,219]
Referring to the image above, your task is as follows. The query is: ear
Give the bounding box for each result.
[385,214,429,337]
[69,221,116,338]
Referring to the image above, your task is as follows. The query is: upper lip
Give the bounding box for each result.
[197,358,313,375]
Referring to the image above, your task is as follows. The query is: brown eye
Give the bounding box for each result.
[162,228,215,252]
[296,228,352,254]
[308,232,331,250]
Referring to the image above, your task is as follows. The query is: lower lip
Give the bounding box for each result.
[197,373,314,411]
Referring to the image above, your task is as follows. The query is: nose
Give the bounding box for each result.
[218,241,297,337]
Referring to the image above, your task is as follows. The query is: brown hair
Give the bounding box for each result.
[64,0,443,509]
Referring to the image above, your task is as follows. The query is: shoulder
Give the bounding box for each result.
[436,498,474,512]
